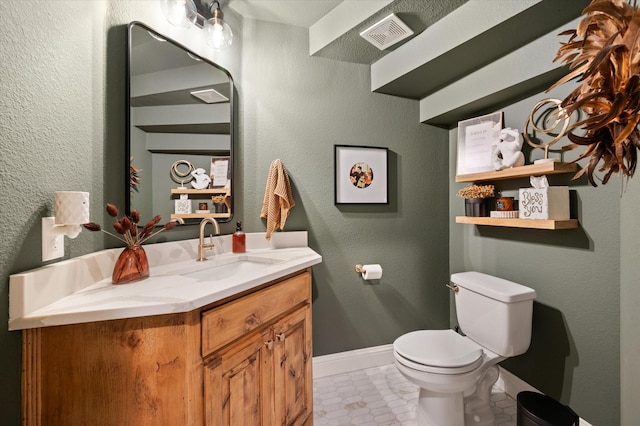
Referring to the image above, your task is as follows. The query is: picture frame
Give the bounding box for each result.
[456,112,503,176]
[334,145,388,205]
[210,156,230,188]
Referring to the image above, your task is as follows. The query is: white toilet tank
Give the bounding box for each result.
[451,272,536,357]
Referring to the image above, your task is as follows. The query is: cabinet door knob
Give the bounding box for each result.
[264,340,274,350]
[276,333,286,342]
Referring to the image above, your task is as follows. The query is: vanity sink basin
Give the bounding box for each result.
[166,254,287,282]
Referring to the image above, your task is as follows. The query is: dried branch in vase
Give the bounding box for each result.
[83,203,176,247]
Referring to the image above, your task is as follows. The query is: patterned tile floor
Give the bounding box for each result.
[313,364,516,426]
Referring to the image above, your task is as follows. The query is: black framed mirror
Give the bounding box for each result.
[126,21,234,225]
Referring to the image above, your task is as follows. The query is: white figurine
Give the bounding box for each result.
[190,168,211,189]
[492,128,525,170]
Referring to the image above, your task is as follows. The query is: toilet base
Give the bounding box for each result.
[464,365,500,425]
[412,365,501,426]
[417,388,465,426]
[395,354,504,426]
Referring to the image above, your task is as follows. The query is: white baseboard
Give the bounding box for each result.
[313,344,394,378]
[313,345,592,426]
[495,366,541,396]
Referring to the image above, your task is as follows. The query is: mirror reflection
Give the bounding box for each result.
[126,21,234,225]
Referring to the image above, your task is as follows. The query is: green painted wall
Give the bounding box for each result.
[0,1,241,422]
[449,82,621,424]
[238,18,450,355]
[2,1,639,425]
[0,1,449,424]
[620,164,640,424]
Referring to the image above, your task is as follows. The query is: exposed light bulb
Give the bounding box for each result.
[161,0,197,28]
[206,2,233,49]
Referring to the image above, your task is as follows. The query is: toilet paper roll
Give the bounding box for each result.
[361,264,383,280]
[54,191,90,225]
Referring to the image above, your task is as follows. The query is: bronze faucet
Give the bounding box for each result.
[197,218,220,261]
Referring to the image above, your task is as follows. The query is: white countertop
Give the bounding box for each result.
[9,232,321,330]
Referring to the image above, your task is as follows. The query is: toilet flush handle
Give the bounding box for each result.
[446,284,459,293]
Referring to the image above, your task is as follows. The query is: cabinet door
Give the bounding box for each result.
[272,305,312,426]
[23,312,203,426]
[204,330,274,426]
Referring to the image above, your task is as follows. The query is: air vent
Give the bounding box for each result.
[359,13,414,50]
[190,88,228,104]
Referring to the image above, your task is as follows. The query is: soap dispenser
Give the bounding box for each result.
[232,221,246,253]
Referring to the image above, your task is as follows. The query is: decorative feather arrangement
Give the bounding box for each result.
[549,0,640,186]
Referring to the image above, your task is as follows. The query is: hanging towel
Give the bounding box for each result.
[261,159,295,240]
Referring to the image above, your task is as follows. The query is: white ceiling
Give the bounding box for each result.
[228,0,343,27]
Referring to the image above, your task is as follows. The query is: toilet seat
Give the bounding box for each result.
[394,330,484,374]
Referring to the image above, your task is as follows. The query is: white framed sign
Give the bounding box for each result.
[210,156,230,187]
[456,112,503,175]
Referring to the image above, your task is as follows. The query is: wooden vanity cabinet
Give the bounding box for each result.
[202,270,313,426]
[22,268,313,426]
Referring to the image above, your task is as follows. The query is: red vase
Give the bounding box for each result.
[112,245,149,284]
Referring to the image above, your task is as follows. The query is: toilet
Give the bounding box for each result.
[393,271,536,426]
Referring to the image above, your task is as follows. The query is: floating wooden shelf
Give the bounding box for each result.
[455,216,578,230]
[456,162,578,183]
[455,162,580,230]
[171,212,231,220]
[170,188,231,220]
[171,188,230,195]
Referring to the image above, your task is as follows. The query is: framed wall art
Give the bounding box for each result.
[456,112,503,176]
[334,145,388,204]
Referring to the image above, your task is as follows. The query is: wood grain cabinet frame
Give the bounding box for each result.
[22,268,313,426]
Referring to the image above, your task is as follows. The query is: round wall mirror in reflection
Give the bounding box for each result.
[126,21,234,226]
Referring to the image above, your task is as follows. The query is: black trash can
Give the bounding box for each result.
[517,391,579,426]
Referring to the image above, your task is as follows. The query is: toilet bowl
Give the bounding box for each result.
[394,329,504,426]
[393,272,536,426]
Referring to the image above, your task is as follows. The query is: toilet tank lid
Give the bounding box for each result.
[451,272,536,302]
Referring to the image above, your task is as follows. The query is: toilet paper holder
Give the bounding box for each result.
[354,264,383,280]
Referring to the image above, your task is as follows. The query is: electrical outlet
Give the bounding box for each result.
[42,217,64,261]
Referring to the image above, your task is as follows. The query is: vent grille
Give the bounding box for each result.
[190,88,229,104]
[360,13,414,50]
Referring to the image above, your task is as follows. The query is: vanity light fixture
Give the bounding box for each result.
[160,0,233,50]
[42,191,90,261]
[160,0,198,28]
